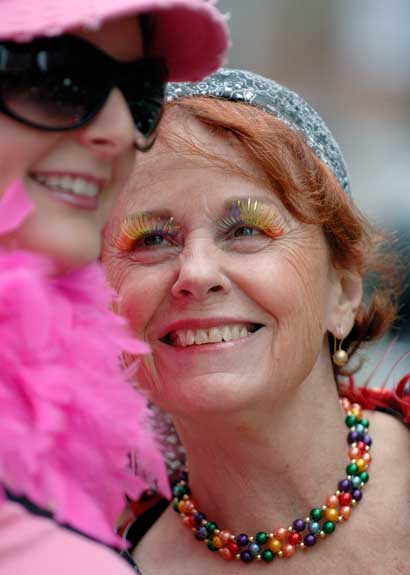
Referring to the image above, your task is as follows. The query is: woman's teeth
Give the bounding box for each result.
[170,324,255,347]
[32,174,100,197]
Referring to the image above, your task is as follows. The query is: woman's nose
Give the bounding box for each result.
[171,243,231,301]
[75,88,135,158]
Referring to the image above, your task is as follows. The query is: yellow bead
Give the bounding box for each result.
[268,538,282,553]
[325,508,339,522]
[351,405,362,419]
[356,458,367,472]
[178,501,186,513]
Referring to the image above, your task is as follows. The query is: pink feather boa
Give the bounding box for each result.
[0,182,169,547]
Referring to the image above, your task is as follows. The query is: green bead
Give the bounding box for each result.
[206,521,218,534]
[360,418,370,428]
[172,500,180,512]
[346,462,359,476]
[345,414,357,428]
[310,507,323,521]
[256,531,268,545]
[323,521,336,534]
[261,549,275,562]
[207,540,218,552]
[172,484,191,499]
[360,471,369,483]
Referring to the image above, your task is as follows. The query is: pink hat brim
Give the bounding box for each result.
[0,0,230,81]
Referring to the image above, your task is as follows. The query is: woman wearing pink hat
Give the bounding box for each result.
[0,1,229,573]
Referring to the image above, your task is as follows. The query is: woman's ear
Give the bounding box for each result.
[326,269,363,338]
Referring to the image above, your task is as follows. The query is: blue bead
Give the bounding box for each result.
[248,543,261,556]
[355,423,365,434]
[309,521,321,534]
[352,476,362,488]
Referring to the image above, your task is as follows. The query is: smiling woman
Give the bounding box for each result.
[0,1,229,574]
[103,69,410,575]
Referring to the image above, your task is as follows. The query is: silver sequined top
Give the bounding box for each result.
[166,68,351,195]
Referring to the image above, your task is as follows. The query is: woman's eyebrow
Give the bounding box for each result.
[120,207,174,221]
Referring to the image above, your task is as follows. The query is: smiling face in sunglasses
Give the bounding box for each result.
[0,16,166,271]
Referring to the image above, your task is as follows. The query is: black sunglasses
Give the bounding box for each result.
[0,35,168,151]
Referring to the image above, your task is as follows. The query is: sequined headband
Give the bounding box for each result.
[166,68,351,195]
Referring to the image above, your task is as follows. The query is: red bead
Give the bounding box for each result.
[219,548,233,561]
[274,527,288,541]
[288,532,302,545]
[339,492,352,506]
[227,541,239,555]
[357,441,366,452]
[219,530,232,543]
[282,544,296,558]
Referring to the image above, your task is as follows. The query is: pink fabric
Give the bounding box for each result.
[0,0,230,81]
[0,181,170,547]
[0,180,34,235]
[0,501,134,575]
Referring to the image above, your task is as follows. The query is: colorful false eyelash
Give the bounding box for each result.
[114,213,180,251]
[219,198,285,239]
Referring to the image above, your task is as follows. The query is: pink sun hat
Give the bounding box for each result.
[0,0,230,81]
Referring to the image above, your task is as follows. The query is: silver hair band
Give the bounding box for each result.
[166,68,351,195]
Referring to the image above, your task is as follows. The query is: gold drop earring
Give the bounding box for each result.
[332,333,349,367]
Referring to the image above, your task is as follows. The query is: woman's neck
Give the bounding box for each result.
[173,366,347,535]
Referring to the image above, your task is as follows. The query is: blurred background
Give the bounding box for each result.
[219,0,410,381]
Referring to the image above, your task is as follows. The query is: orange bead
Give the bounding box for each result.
[282,544,296,558]
[219,530,232,543]
[212,536,224,549]
[356,458,367,472]
[219,548,233,561]
[325,508,339,522]
[340,506,352,520]
[349,446,361,459]
[184,501,195,514]
[326,494,339,508]
[178,501,186,513]
[274,527,288,541]
[362,452,372,464]
[268,538,282,553]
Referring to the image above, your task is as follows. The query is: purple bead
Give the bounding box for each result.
[347,430,359,443]
[194,512,206,525]
[240,550,253,563]
[177,470,188,482]
[292,519,306,532]
[352,489,362,502]
[363,435,372,446]
[303,534,317,547]
[236,533,249,547]
[338,479,352,492]
[195,526,208,541]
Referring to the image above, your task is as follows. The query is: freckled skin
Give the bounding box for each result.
[104,114,354,416]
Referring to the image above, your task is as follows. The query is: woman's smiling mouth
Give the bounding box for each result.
[161,323,263,347]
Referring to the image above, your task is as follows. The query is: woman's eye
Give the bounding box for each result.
[142,234,168,247]
[233,226,261,238]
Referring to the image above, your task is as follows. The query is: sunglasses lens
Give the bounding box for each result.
[0,71,93,128]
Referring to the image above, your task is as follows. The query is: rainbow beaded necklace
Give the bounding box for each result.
[172,398,372,564]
